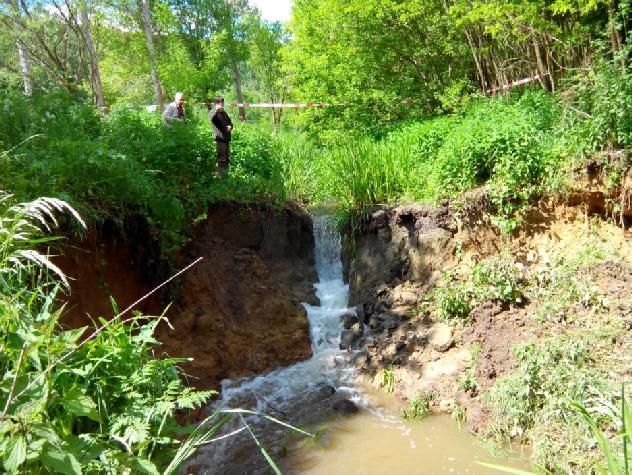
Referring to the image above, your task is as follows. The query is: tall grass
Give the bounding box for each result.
[279,91,567,231]
[0,92,289,253]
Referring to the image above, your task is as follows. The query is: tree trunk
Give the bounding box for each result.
[80,3,105,109]
[139,0,163,109]
[16,40,32,96]
[533,38,552,92]
[464,28,486,91]
[232,64,246,121]
[608,1,624,67]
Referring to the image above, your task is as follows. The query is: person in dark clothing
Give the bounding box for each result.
[209,96,233,175]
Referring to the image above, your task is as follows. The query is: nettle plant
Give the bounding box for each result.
[0,193,216,474]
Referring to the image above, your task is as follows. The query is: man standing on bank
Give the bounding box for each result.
[209,96,233,175]
[163,92,186,126]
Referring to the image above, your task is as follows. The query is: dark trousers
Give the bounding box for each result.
[216,141,230,174]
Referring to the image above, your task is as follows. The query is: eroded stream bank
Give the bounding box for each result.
[55,191,631,472]
[57,203,319,390]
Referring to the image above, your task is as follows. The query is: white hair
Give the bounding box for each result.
[175,92,184,101]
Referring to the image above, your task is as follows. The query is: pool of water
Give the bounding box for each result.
[283,387,530,474]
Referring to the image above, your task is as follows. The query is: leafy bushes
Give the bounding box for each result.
[0,92,287,253]
[433,257,524,323]
[280,90,567,229]
[0,194,215,473]
[570,61,632,151]
[485,334,614,472]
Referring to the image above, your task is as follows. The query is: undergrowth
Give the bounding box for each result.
[402,392,434,421]
[0,193,308,473]
[0,193,219,473]
[485,332,621,473]
[453,239,631,472]
[0,92,286,255]
[433,256,525,324]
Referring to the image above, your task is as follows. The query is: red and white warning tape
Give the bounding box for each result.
[486,68,563,94]
[226,102,326,108]
[140,70,563,112]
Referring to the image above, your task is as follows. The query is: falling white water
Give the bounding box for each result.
[218,214,359,412]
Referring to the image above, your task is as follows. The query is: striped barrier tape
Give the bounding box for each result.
[140,70,564,112]
[486,68,563,94]
[143,102,326,112]
[226,102,326,108]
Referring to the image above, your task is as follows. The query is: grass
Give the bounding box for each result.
[459,343,482,394]
[432,257,525,324]
[528,241,612,324]
[474,239,631,472]
[484,332,613,471]
[380,366,396,395]
[402,392,434,421]
[278,90,572,232]
[0,92,288,255]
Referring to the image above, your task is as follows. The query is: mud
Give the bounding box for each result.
[56,203,318,390]
[346,189,632,437]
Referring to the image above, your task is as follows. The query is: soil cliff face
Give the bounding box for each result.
[56,203,317,390]
[344,188,631,440]
[157,204,318,389]
[348,204,454,308]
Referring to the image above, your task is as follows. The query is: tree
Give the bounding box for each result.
[79,1,106,108]
[285,0,471,136]
[0,0,105,104]
[139,0,164,108]
[248,18,290,131]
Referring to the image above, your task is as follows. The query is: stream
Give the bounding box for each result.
[187,215,528,474]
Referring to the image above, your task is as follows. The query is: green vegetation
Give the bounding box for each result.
[486,334,612,471]
[571,386,631,475]
[530,242,611,324]
[0,93,284,253]
[0,194,216,473]
[380,367,396,395]
[445,238,632,472]
[459,343,482,394]
[433,257,525,323]
[1,0,631,471]
[281,93,568,230]
[402,392,434,421]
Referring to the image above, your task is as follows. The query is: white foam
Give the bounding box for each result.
[217,215,360,411]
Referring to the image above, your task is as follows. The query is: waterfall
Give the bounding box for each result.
[218,215,357,408]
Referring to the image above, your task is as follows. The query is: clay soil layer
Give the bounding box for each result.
[56,203,318,390]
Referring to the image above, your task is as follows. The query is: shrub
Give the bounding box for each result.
[485,334,615,472]
[471,258,524,305]
[0,93,290,253]
[433,282,473,323]
[0,194,215,473]
[433,257,524,323]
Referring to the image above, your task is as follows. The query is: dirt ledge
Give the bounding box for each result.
[55,202,318,390]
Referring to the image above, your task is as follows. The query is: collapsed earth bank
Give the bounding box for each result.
[56,203,318,390]
[341,178,632,460]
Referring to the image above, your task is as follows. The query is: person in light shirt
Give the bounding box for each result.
[163,92,186,126]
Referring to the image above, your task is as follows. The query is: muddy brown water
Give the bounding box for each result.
[282,387,530,474]
[189,216,531,474]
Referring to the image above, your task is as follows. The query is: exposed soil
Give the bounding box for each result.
[346,189,632,437]
[53,217,163,329]
[56,202,318,390]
